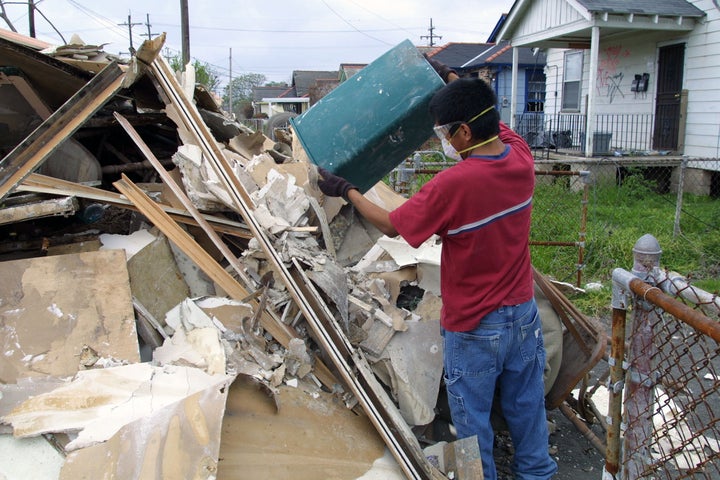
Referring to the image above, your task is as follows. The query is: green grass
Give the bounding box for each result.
[531,172,720,318]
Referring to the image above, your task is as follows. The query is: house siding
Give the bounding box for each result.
[683,0,720,158]
[538,0,720,161]
[514,0,587,41]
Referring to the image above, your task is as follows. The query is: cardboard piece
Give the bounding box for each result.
[216,376,387,480]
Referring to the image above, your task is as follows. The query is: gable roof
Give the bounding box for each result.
[574,0,704,17]
[252,85,295,102]
[428,41,543,71]
[427,43,495,70]
[339,63,366,82]
[292,70,338,97]
[486,13,509,43]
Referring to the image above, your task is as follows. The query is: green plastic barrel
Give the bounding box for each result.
[290,39,445,193]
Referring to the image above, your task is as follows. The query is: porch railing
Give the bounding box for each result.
[515,113,656,156]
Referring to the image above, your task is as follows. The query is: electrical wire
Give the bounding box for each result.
[320,0,392,46]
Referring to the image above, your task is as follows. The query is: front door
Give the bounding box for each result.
[653,43,685,151]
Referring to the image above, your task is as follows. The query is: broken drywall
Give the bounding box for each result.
[1,363,233,451]
[0,249,140,384]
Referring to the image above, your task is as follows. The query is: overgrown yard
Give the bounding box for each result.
[530,170,720,318]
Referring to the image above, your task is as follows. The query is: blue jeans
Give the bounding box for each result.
[442,298,557,480]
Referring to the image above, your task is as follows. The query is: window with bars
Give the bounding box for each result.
[526,69,546,112]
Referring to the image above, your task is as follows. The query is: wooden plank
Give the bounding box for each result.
[18,173,252,238]
[113,111,253,287]
[0,195,77,225]
[111,174,338,390]
[113,174,291,343]
[0,61,125,200]
[443,436,483,480]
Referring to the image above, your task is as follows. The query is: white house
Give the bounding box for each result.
[497,0,720,189]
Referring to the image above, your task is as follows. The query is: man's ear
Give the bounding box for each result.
[458,123,472,141]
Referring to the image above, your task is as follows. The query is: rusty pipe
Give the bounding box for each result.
[628,278,720,342]
[559,402,607,457]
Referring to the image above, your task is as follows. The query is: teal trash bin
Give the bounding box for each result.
[290,39,446,193]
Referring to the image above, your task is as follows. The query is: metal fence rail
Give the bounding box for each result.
[607,235,720,480]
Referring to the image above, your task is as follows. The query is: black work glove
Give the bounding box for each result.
[317,167,357,202]
[424,54,457,83]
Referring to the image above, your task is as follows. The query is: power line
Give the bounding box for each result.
[319,0,392,46]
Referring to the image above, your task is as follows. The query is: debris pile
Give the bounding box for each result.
[0,29,606,480]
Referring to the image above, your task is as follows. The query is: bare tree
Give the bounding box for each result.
[0,1,67,43]
[0,1,19,32]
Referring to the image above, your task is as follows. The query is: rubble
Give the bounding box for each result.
[0,27,606,480]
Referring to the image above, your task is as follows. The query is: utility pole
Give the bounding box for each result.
[28,0,35,37]
[141,13,158,40]
[180,0,190,67]
[118,12,142,55]
[420,18,442,47]
[228,47,233,115]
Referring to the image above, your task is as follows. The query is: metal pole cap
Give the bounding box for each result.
[632,234,662,275]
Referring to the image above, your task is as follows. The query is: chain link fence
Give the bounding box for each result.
[606,237,720,480]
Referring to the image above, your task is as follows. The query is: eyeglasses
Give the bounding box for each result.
[432,105,496,141]
[433,121,463,140]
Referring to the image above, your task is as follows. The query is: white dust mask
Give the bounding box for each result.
[442,137,463,161]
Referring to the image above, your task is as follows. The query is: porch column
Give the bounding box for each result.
[585,25,600,156]
[510,46,519,130]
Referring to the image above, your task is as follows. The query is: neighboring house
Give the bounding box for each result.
[496,0,719,182]
[427,41,546,129]
[251,84,298,118]
[251,70,338,118]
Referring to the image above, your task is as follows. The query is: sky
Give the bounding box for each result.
[1,0,515,88]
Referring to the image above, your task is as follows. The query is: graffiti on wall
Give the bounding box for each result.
[597,45,631,103]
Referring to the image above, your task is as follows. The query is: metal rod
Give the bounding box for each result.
[605,307,627,476]
[629,277,720,342]
[559,402,607,456]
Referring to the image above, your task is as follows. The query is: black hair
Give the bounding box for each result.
[428,77,500,141]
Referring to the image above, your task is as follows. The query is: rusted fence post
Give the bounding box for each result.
[605,269,629,479]
[623,234,662,480]
[605,234,720,479]
[606,234,664,480]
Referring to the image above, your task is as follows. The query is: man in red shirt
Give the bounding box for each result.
[317,77,557,480]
